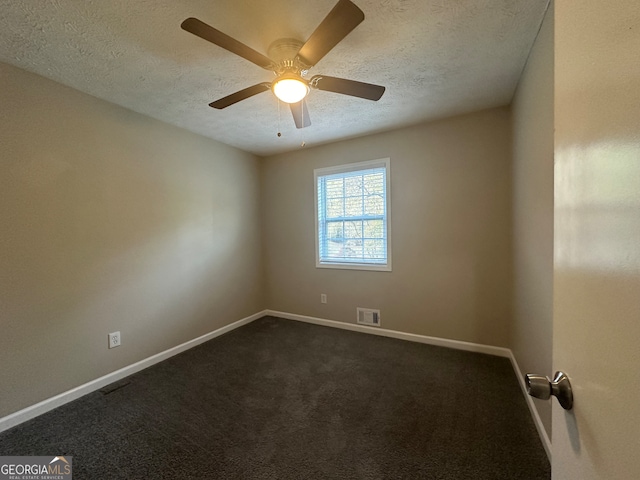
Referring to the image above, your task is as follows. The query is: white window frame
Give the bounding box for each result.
[314,158,392,271]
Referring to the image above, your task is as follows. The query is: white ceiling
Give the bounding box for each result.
[0,0,549,156]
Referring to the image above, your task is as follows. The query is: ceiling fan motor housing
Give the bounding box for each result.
[267,38,310,77]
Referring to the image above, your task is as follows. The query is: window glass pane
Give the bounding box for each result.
[343,239,362,259]
[363,219,384,238]
[344,175,363,197]
[327,238,344,258]
[364,194,384,216]
[345,196,363,217]
[327,198,343,218]
[315,160,390,269]
[364,239,385,259]
[325,178,343,198]
[364,174,384,194]
[344,220,362,239]
[327,221,344,239]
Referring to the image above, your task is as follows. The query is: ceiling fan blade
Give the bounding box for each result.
[181,18,273,70]
[209,83,271,109]
[310,75,385,101]
[297,0,364,67]
[290,100,311,129]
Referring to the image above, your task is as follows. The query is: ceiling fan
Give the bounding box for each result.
[181,0,385,129]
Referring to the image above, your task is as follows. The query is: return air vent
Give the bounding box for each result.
[357,307,381,327]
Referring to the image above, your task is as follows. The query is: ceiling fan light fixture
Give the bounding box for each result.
[272,75,309,104]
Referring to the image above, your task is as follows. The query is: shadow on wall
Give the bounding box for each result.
[0,64,261,417]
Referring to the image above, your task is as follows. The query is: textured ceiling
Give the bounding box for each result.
[0,0,549,156]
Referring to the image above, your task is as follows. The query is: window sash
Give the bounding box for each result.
[315,160,390,270]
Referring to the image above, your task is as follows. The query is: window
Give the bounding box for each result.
[314,158,391,271]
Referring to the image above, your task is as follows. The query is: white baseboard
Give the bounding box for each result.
[267,309,551,461]
[508,352,552,461]
[1,308,552,463]
[0,310,268,434]
[266,310,512,358]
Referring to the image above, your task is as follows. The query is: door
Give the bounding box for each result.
[553,1,640,478]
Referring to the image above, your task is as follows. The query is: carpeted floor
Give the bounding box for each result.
[0,316,550,479]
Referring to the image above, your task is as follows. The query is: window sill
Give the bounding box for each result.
[316,262,392,272]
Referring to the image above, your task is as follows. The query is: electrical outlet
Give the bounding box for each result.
[321,294,327,304]
[108,331,121,349]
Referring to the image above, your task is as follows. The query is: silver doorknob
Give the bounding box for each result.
[525,371,573,410]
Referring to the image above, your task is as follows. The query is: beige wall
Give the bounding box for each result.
[261,108,513,346]
[0,62,264,417]
[511,4,554,439]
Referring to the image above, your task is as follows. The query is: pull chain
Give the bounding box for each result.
[300,100,306,147]
[277,99,282,138]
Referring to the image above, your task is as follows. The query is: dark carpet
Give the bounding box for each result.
[0,316,550,479]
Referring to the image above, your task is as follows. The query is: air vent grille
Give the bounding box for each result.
[357,307,381,327]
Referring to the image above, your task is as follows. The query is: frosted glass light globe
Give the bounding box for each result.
[273,76,309,104]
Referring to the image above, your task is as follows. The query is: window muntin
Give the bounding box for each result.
[315,159,391,271]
